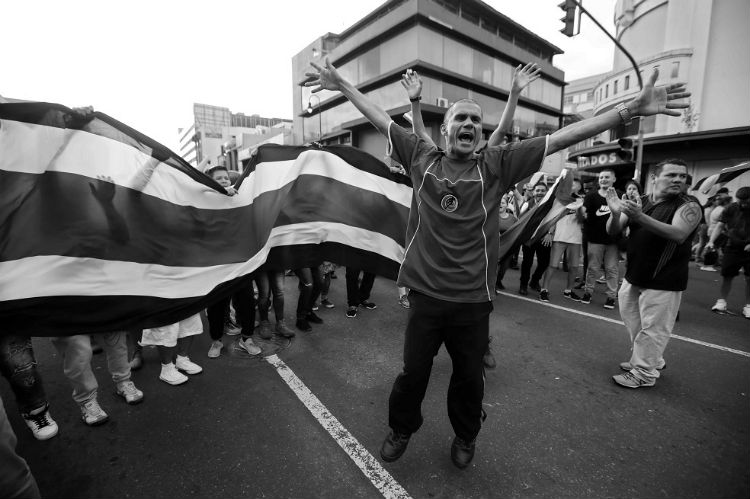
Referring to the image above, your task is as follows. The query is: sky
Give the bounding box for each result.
[2,0,615,151]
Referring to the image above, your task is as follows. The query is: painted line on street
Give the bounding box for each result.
[265,354,412,499]
[498,292,750,358]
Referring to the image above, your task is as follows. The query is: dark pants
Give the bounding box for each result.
[388,291,492,441]
[295,267,323,319]
[206,286,255,340]
[0,396,40,499]
[0,335,47,414]
[496,256,511,287]
[520,241,551,287]
[581,237,589,280]
[257,270,285,322]
[345,268,376,307]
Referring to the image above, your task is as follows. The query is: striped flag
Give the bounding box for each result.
[498,169,575,261]
[0,102,411,336]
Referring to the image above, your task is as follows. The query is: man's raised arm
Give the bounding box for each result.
[488,62,541,147]
[546,69,689,155]
[305,58,391,136]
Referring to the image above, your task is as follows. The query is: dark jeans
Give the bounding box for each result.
[345,268,376,307]
[388,291,492,441]
[495,256,511,287]
[520,241,551,287]
[0,335,47,414]
[257,270,285,322]
[206,286,256,340]
[295,267,323,319]
[0,396,40,498]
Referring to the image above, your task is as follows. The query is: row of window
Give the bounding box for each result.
[595,62,680,104]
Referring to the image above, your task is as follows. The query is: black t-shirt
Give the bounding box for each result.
[582,191,616,244]
[720,202,750,250]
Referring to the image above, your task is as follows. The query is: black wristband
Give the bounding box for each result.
[409,96,421,102]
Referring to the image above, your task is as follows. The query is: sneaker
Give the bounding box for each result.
[295,318,312,332]
[175,355,203,374]
[529,281,541,292]
[159,363,188,385]
[539,289,550,302]
[743,305,750,319]
[346,306,358,318]
[711,299,728,313]
[236,337,262,356]
[700,266,717,272]
[275,320,296,338]
[207,340,224,358]
[380,430,411,462]
[596,275,606,284]
[306,312,324,324]
[360,300,377,310]
[563,290,582,302]
[80,399,109,426]
[398,295,411,309]
[321,298,335,309]
[115,380,144,405]
[129,348,143,371]
[312,302,319,311]
[451,436,476,469]
[224,319,241,336]
[22,404,58,440]
[518,286,528,296]
[604,297,616,310]
[581,292,592,304]
[612,371,655,388]
[620,360,666,371]
[258,320,273,340]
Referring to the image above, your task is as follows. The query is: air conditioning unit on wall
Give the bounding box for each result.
[436,97,449,107]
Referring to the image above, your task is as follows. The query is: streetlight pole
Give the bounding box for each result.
[307,95,322,142]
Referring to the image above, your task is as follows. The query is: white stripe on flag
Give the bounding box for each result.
[0,222,404,300]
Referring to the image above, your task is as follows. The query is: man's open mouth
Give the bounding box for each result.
[457,131,474,144]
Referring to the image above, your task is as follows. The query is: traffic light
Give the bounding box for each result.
[617,137,635,162]
[559,0,576,37]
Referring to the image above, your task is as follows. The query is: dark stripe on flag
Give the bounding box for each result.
[266,242,400,280]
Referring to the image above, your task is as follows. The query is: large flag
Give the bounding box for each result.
[0,102,411,336]
[693,161,750,194]
[497,169,575,262]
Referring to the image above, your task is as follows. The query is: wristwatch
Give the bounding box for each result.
[615,102,633,125]
[409,96,421,102]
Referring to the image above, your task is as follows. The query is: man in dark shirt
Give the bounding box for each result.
[606,159,701,388]
[706,186,750,318]
[306,59,689,466]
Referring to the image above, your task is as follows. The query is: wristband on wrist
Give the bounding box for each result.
[615,102,633,125]
[409,96,421,102]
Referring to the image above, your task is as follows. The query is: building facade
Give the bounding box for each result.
[177,103,292,171]
[567,0,750,194]
[292,0,566,167]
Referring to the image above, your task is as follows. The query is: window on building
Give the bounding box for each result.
[358,47,380,83]
[624,75,630,90]
[572,94,580,104]
[613,80,618,94]
[671,61,680,78]
[605,84,609,98]
[472,50,493,84]
[564,95,574,105]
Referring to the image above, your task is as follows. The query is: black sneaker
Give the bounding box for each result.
[295,318,312,332]
[581,292,592,304]
[529,281,541,292]
[539,289,550,302]
[360,300,377,310]
[306,312,323,324]
[563,290,582,302]
[604,297,616,310]
[380,430,411,462]
[346,306,358,318]
[450,436,476,469]
[518,286,528,296]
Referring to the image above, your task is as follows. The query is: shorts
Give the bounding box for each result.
[720,250,750,278]
[140,314,203,347]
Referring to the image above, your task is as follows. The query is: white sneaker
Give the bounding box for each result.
[236,337,261,356]
[115,380,144,405]
[159,363,188,385]
[80,399,109,426]
[700,266,717,272]
[743,305,750,319]
[22,404,59,440]
[207,340,223,358]
[175,355,203,375]
[711,299,728,313]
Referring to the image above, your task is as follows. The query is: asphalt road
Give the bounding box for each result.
[3,264,749,499]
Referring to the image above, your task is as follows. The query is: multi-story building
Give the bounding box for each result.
[177,103,292,171]
[568,0,750,192]
[292,0,566,171]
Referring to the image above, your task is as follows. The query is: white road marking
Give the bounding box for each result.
[498,292,750,358]
[265,354,412,499]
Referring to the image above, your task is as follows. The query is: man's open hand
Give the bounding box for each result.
[631,69,690,117]
[305,58,345,93]
[511,62,541,93]
[400,69,423,100]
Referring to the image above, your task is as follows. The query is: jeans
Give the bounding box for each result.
[520,242,551,287]
[207,286,256,339]
[345,268,376,307]
[256,271,285,323]
[0,335,47,414]
[618,280,681,381]
[584,243,619,298]
[388,291,492,441]
[295,267,322,319]
[50,333,131,405]
[0,395,40,499]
